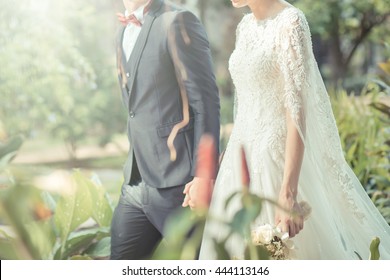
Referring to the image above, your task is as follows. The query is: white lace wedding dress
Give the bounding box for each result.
[199,6,390,260]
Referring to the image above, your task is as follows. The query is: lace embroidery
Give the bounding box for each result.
[227,7,365,222]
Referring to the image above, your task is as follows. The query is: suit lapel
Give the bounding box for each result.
[119,26,128,75]
[126,15,156,102]
[116,26,128,89]
[126,0,163,102]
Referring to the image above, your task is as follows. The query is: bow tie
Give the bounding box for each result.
[117,1,152,27]
[117,13,142,27]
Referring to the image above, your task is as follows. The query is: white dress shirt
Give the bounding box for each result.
[122,3,149,61]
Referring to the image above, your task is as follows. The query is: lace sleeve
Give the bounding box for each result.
[232,15,247,122]
[233,89,238,121]
[277,11,312,141]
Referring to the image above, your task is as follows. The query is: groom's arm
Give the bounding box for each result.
[168,10,220,177]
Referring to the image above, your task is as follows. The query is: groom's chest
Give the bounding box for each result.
[121,26,170,73]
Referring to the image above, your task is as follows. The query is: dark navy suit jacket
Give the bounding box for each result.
[116,0,220,188]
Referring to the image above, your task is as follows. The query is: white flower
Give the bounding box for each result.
[251,224,274,244]
[274,226,294,250]
[274,226,289,241]
[251,223,296,260]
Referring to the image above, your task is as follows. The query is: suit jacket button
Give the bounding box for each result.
[126,72,130,78]
[129,111,135,118]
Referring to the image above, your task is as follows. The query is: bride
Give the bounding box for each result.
[194,0,390,259]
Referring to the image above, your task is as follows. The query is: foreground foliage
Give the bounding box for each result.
[0,138,113,259]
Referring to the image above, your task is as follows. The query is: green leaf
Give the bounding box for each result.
[85,237,111,258]
[229,194,262,237]
[0,237,21,260]
[54,171,93,255]
[70,255,93,260]
[0,152,18,171]
[369,237,381,260]
[244,243,270,260]
[179,222,205,260]
[87,173,113,227]
[370,102,390,118]
[163,208,197,244]
[0,135,23,159]
[26,220,56,259]
[224,192,239,210]
[0,184,54,259]
[213,238,231,260]
[230,209,249,236]
[53,227,109,260]
[346,141,358,162]
[41,191,57,212]
[354,251,363,260]
[152,243,182,260]
[152,208,205,260]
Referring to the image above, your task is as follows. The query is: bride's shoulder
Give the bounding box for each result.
[235,13,252,35]
[278,6,310,31]
[238,13,253,26]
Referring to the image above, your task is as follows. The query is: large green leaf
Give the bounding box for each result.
[54,171,93,251]
[87,173,113,227]
[53,227,109,260]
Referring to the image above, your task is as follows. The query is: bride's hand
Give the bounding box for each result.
[275,194,305,238]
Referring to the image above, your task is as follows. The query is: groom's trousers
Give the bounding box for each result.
[110,180,185,260]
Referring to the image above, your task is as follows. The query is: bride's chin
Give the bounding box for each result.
[231,0,247,8]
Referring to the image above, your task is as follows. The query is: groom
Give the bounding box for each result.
[110,0,220,259]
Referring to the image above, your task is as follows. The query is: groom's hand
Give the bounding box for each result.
[182,177,213,210]
[182,179,194,209]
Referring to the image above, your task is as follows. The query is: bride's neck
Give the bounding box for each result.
[249,0,287,21]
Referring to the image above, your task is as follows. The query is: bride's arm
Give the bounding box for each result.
[274,110,305,238]
[281,111,304,199]
[274,8,314,238]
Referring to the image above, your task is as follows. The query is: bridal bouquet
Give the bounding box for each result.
[251,201,311,260]
[251,224,295,260]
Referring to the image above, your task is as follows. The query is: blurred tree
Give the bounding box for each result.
[0,0,125,158]
[292,0,390,86]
